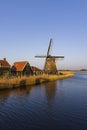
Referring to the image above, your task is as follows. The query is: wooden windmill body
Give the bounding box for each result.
[35,39,64,74]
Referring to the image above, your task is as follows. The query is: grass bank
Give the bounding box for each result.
[0,71,74,90]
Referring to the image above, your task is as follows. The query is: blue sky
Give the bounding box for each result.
[0,0,87,70]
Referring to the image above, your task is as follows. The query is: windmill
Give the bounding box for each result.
[35,38,64,74]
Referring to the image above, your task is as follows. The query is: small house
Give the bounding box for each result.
[0,58,11,76]
[11,61,33,76]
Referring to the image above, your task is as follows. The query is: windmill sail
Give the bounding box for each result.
[47,38,52,56]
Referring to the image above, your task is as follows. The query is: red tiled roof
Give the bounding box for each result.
[14,61,29,71]
[0,59,11,68]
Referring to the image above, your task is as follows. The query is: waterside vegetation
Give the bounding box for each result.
[0,71,74,90]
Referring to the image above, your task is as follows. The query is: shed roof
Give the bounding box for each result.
[31,66,42,72]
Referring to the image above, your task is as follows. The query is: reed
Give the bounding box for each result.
[0,71,74,90]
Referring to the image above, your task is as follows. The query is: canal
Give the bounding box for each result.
[0,72,87,130]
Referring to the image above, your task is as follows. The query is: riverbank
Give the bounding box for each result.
[0,71,74,90]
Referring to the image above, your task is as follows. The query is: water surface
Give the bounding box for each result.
[0,72,87,130]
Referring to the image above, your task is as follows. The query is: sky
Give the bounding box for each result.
[0,0,87,70]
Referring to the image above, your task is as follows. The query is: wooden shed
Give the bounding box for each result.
[31,66,43,75]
